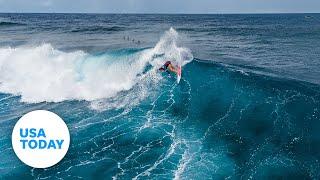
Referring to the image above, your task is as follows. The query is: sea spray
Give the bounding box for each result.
[151,27,193,67]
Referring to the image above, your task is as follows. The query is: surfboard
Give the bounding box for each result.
[177,66,182,83]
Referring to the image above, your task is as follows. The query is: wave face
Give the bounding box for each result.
[1,55,319,179]
[0,14,320,179]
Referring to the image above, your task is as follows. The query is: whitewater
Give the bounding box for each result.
[0,28,192,103]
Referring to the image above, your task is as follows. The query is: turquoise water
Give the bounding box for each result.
[0,14,320,179]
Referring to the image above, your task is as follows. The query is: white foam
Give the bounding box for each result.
[0,28,193,103]
[151,27,193,67]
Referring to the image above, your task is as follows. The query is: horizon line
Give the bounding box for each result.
[0,12,319,15]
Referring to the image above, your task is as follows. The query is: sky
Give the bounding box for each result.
[0,0,319,13]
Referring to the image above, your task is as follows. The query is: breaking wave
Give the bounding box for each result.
[0,28,193,103]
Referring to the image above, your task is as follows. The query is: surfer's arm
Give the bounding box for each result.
[168,64,178,74]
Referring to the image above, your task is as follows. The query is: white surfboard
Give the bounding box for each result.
[177,66,182,83]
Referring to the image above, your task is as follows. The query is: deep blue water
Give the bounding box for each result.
[0,13,320,179]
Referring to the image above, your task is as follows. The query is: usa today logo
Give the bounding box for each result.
[12,110,70,168]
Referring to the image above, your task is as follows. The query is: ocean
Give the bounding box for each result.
[0,13,319,179]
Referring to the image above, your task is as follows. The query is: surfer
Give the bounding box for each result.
[159,61,181,76]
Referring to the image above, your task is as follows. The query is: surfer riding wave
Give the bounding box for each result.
[159,61,181,76]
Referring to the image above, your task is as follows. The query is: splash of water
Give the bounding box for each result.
[152,27,193,67]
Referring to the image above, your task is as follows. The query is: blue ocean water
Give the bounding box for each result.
[0,13,320,179]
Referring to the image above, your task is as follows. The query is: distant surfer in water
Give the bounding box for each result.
[159,61,181,76]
